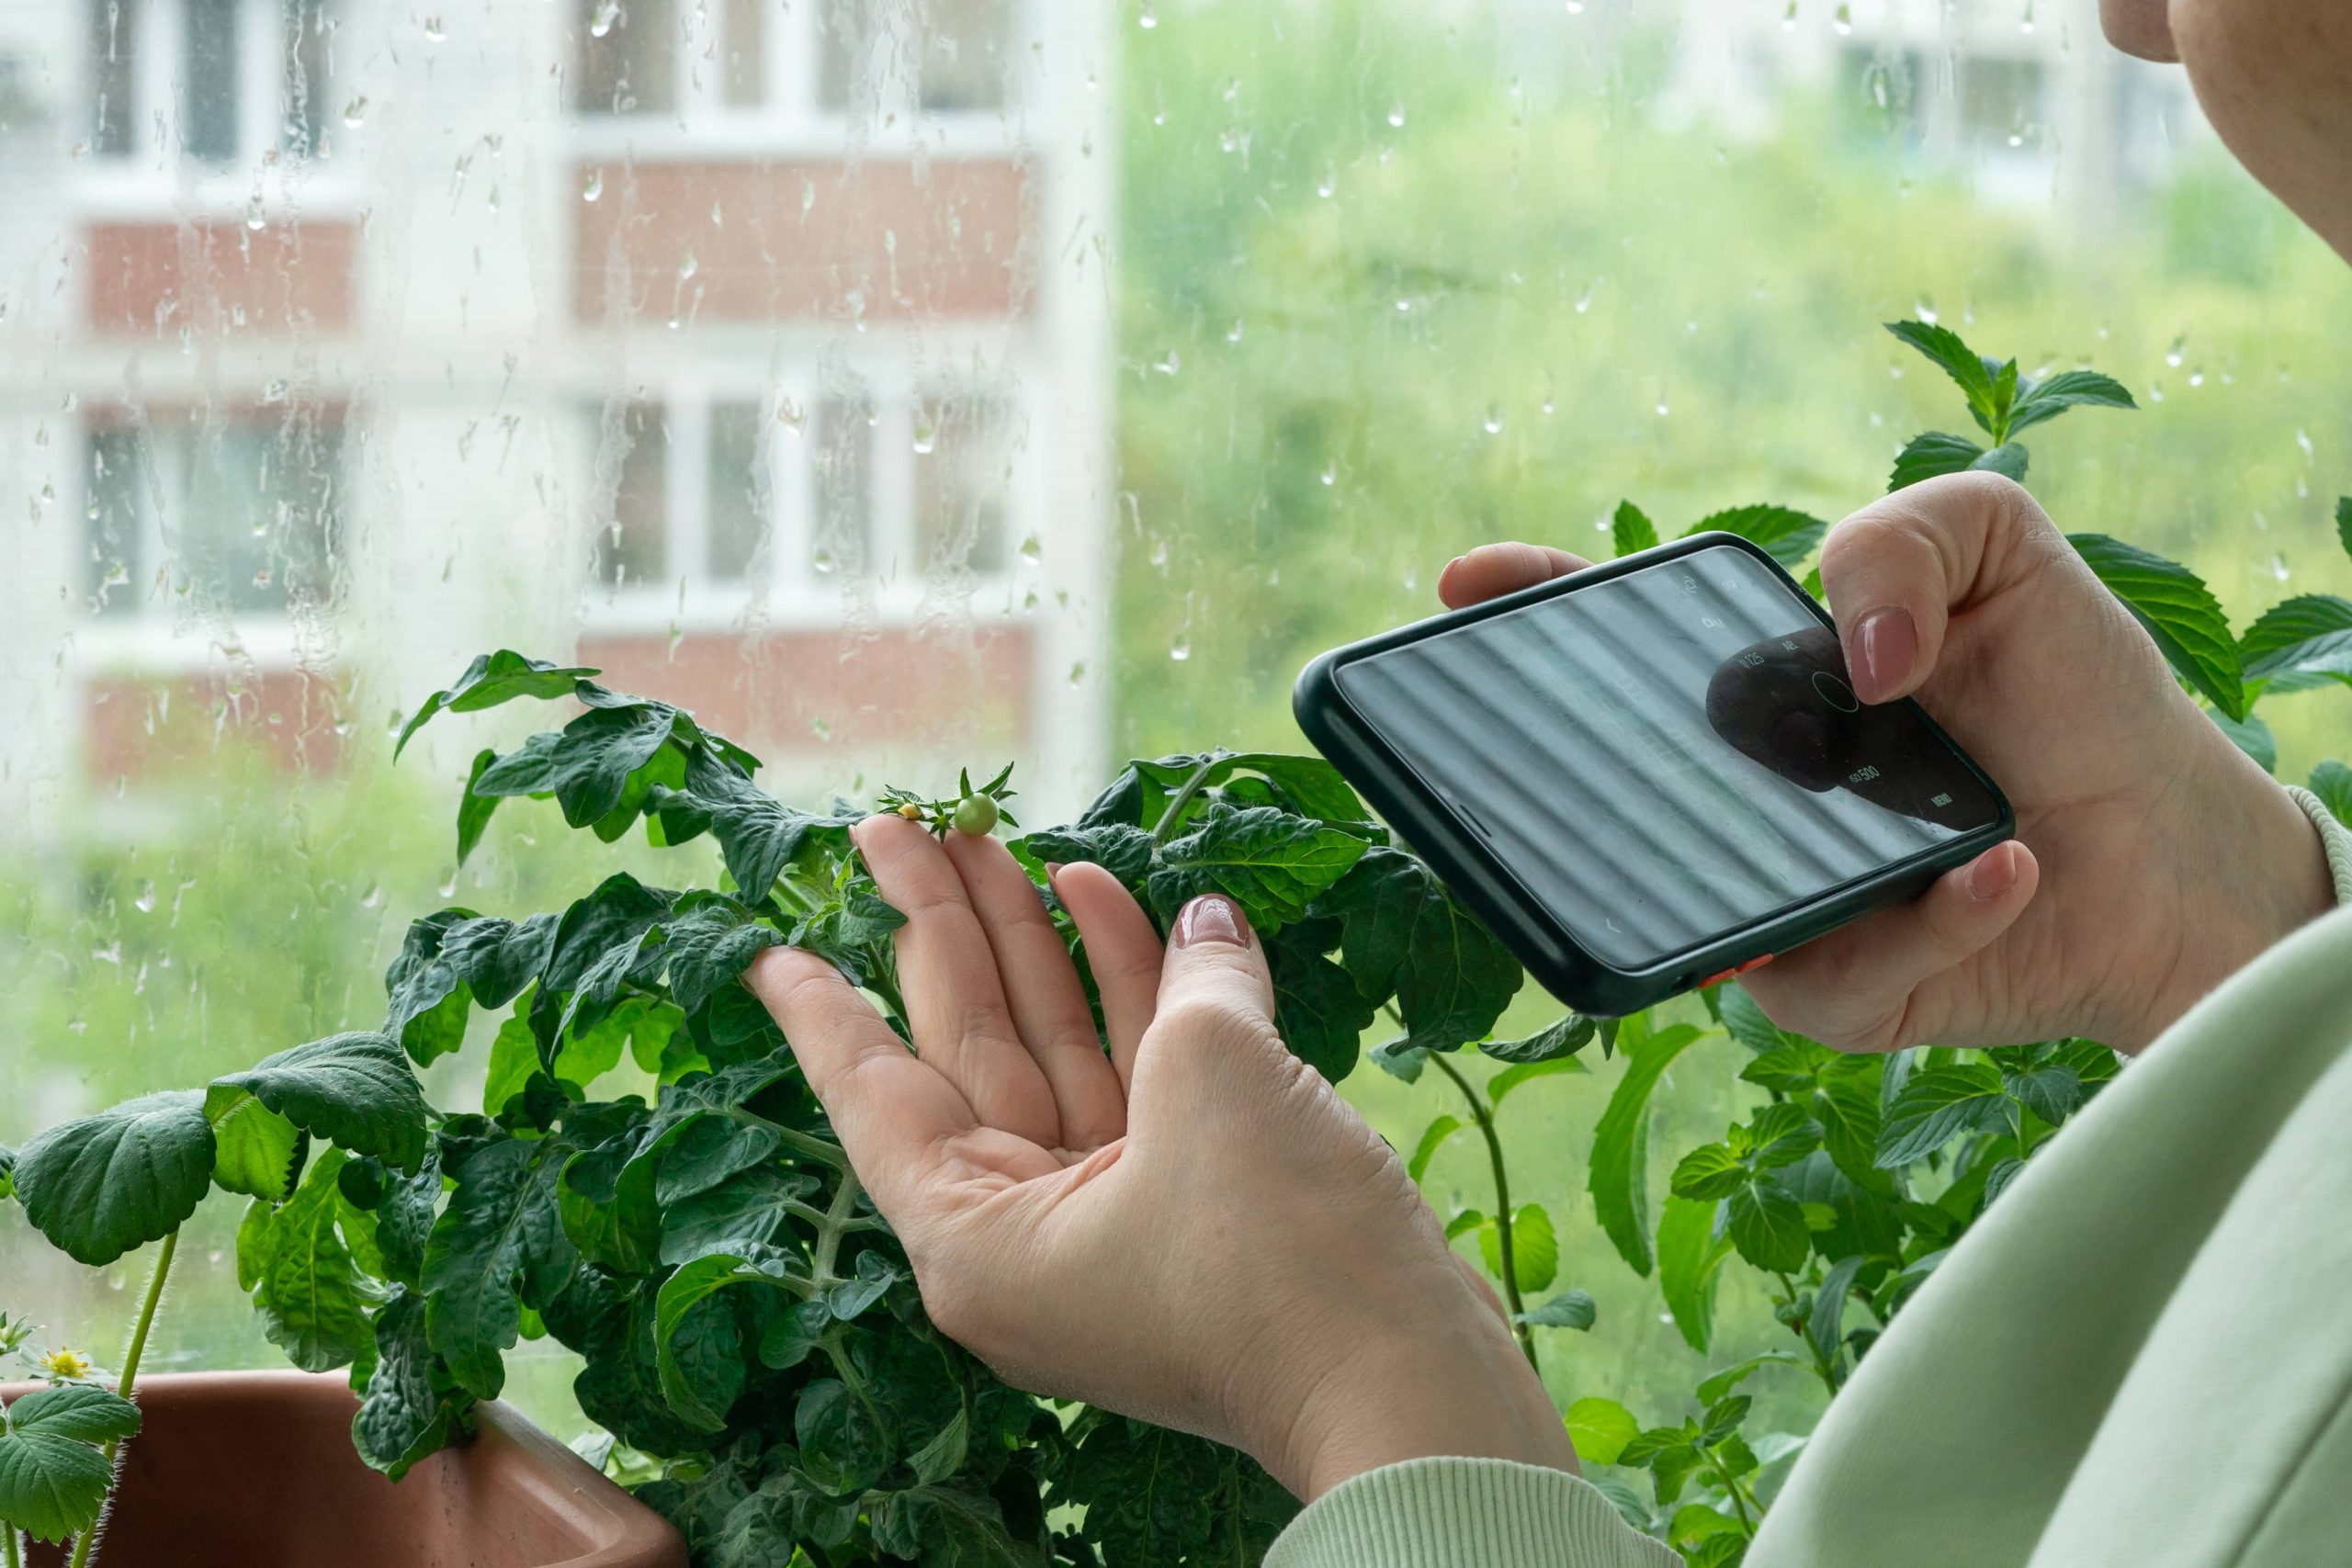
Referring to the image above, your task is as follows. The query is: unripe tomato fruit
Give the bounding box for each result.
[952,795,1000,837]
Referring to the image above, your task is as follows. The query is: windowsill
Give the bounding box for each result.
[580,579,1036,635]
[566,111,1036,162]
[66,162,370,220]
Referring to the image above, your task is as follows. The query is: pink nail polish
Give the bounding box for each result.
[1174,895,1248,948]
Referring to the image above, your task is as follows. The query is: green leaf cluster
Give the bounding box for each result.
[0,1383,143,1543]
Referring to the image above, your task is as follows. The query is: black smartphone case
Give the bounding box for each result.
[1292,532,2014,1017]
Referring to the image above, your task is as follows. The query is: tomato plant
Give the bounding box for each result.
[5,320,2348,1568]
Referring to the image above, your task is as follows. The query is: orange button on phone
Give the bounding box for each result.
[1735,953,1776,974]
[1696,967,1737,988]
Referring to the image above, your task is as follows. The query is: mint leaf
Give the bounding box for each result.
[1565,1397,1637,1465]
[1588,1023,1707,1275]
[1689,503,1828,570]
[1724,1179,1810,1271]
[1886,321,1999,434]
[1477,1202,1558,1292]
[2240,593,2352,688]
[1971,442,2029,482]
[1487,1055,1589,1107]
[208,1032,432,1175]
[2338,497,2352,568]
[1406,1115,1464,1184]
[2309,761,2352,825]
[1145,805,1368,931]
[1612,500,1660,558]
[15,1090,215,1266]
[1517,1290,1596,1331]
[1478,1014,1595,1066]
[1875,1061,2007,1167]
[1808,1255,1866,1385]
[2007,368,2136,435]
[396,650,600,757]
[1888,431,1986,491]
[2069,534,2246,720]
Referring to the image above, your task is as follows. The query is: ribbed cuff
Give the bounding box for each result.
[2282,785,2352,906]
[1265,1457,1683,1568]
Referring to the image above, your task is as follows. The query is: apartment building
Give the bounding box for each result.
[0,0,1114,831]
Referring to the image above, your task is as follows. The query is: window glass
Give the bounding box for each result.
[6,0,2350,1506]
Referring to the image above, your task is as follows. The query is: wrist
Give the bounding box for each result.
[1256,1305,1576,1502]
[2121,746,2335,1050]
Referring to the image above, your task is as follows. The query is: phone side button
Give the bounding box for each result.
[1735,953,1775,974]
[1696,967,1738,989]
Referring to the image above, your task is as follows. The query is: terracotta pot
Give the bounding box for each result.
[3,1371,685,1568]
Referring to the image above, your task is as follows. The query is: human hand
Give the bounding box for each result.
[745,815,1575,1501]
[1439,473,2334,1052]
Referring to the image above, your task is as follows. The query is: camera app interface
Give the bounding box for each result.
[1333,545,2000,968]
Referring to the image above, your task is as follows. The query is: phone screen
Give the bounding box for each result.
[1331,544,2001,968]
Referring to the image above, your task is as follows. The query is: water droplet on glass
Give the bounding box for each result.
[2165,333,2186,367]
[812,547,836,575]
[438,872,458,897]
[1153,349,1181,376]
[1170,635,1192,661]
[1317,168,1336,198]
[1655,394,1671,418]
[263,378,289,403]
[1394,298,1412,315]
[1834,3,1852,33]
[1782,0,1798,27]
[244,197,266,231]
[2271,553,2291,582]
[590,0,619,38]
[1387,102,1406,129]
[134,880,157,913]
[1483,404,1503,435]
[1226,318,1244,344]
[1541,393,1556,416]
[1137,1,1156,27]
[775,397,805,433]
[2297,428,2314,459]
[2018,0,2035,32]
[1914,298,1938,324]
[361,881,382,908]
[2188,367,2205,388]
[1574,284,1593,313]
[1067,660,1087,685]
[679,253,698,280]
[424,14,447,40]
[912,418,937,455]
[1320,461,1337,487]
[1149,537,1170,570]
[342,95,368,128]
[582,167,604,202]
[1018,533,1043,563]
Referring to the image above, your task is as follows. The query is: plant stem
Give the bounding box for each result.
[68,1228,178,1568]
[6,1523,22,1568]
[1428,1053,1539,1371]
[1149,757,1224,846]
[811,1165,865,1287]
[1713,1453,1761,1534]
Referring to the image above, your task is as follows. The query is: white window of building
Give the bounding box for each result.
[85,0,340,166]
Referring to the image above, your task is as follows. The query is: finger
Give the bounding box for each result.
[1126,896,1285,1122]
[1815,471,2055,705]
[745,945,978,1223]
[1438,543,1590,610]
[854,814,1060,1148]
[1050,861,1167,1092]
[1740,840,2041,1052]
[944,830,1127,1149]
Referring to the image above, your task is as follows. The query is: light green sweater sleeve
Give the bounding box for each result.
[1270,792,2352,1568]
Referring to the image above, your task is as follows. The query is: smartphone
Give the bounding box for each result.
[1293,532,2012,1017]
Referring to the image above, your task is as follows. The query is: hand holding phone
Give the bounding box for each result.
[1295,534,2011,1016]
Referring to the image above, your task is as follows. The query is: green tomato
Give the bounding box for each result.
[951,794,1000,837]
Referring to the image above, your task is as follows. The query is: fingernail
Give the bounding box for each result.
[1174,894,1248,948]
[1853,607,1917,703]
[1044,860,1065,892]
[1966,843,2018,901]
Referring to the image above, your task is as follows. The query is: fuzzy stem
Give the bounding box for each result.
[6,1523,22,1568]
[1149,757,1224,846]
[1428,1053,1539,1371]
[811,1165,865,1287]
[68,1228,178,1568]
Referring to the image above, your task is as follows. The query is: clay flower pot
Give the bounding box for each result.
[5,1371,684,1568]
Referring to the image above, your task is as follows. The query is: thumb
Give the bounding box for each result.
[1127,895,1286,1106]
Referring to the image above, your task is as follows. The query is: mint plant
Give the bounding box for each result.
[4,314,2346,1568]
